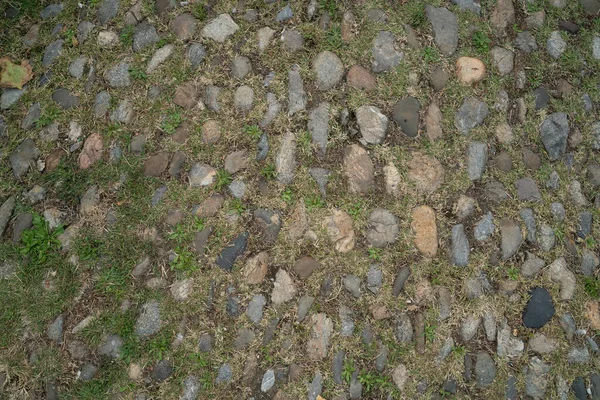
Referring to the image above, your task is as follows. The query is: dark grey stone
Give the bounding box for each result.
[455,97,488,134]
[520,208,537,244]
[215,232,248,272]
[10,139,40,178]
[467,141,488,181]
[98,0,120,24]
[451,224,469,266]
[576,211,592,238]
[392,266,411,296]
[52,89,79,109]
[133,22,159,52]
[43,39,63,66]
[425,6,458,55]
[332,350,345,384]
[523,288,555,328]
[540,112,569,161]
[533,87,550,110]
[41,4,64,19]
[151,359,173,382]
[21,102,41,130]
[393,96,420,137]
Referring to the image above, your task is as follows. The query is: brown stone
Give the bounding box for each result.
[173,81,199,109]
[172,121,191,143]
[456,57,486,85]
[165,209,184,226]
[346,65,376,90]
[586,301,600,330]
[242,252,269,284]
[78,133,103,169]
[411,205,438,257]
[287,200,308,241]
[201,120,221,144]
[407,151,444,193]
[306,313,333,360]
[491,0,515,35]
[293,256,320,280]
[324,210,355,253]
[288,363,304,382]
[370,304,391,320]
[343,144,374,193]
[341,11,355,43]
[495,151,512,172]
[424,102,443,141]
[523,148,541,170]
[170,13,197,41]
[224,150,248,174]
[144,152,170,176]
[195,194,224,218]
[45,149,65,173]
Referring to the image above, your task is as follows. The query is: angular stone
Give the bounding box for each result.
[455,97,488,134]
[357,105,388,144]
[393,97,419,137]
[490,47,514,75]
[371,31,403,73]
[467,141,488,181]
[288,65,306,115]
[344,144,374,193]
[451,224,469,266]
[545,257,576,301]
[426,6,458,55]
[324,210,355,253]
[308,102,329,155]
[133,22,159,52]
[347,65,376,90]
[202,14,239,42]
[411,205,438,257]
[407,151,444,193]
[215,232,248,272]
[135,300,161,338]
[500,218,522,260]
[541,113,569,161]
[275,131,296,185]
[171,13,197,41]
[307,313,333,360]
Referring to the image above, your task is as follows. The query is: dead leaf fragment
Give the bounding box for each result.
[0,58,34,89]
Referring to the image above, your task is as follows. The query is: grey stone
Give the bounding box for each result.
[133,22,159,52]
[68,57,87,79]
[151,359,173,382]
[396,314,413,343]
[332,350,345,384]
[77,21,95,43]
[310,167,330,196]
[426,6,458,55]
[313,51,344,90]
[467,141,488,181]
[523,288,555,329]
[215,232,248,272]
[461,315,480,342]
[297,295,314,322]
[357,105,388,144]
[570,180,588,206]
[228,180,246,199]
[371,31,403,73]
[451,224,469,266]
[547,30,566,59]
[308,103,330,155]
[534,86,550,110]
[79,363,97,381]
[339,305,354,336]
[234,85,254,111]
[520,208,537,243]
[260,92,280,129]
[43,39,63,66]
[98,0,120,24]
[198,333,212,352]
[497,320,524,357]
[515,177,541,201]
[275,5,293,22]
[227,294,240,317]
[41,3,64,19]
[187,43,206,69]
[246,294,266,324]
[551,202,565,222]
[105,61,131,88]
[343,275,361,298]
[451,0,481,13]
[47,315,64,343]
[24,185,46,204]
[308,371,323,400]
[572,377,587,400]
[21,102,41,130]
[282,30,304,51]
[205,86,221,112]
[594,36,600,59]
[455,97,488,134]
[98,334,123,358]
[110,100,134,124]
[276,131,296,185]
[514,31,537,53]
[0,89,25,110]
[366,208,398,247]
[0,115,6,137]
[436,337,454,363]
[393,96,419,137]
[568,347,590,364]
[1,89,24,110]
[581,249,599,276]
[500,218,522,260]
[529,333,558,354]
[146,44,174,73]
[231,56,251,79]
[366,265,383,294]
[577,211,592,238]
[474,212,494,242]
[261,369,275,392]
[52,88,79,109]
[181,376,200,400]
[349,372,363,399]
[202,14,239,42]
[94,91,110,117]
[256,132,269,161]
[135,300,161,338]
[546,170,559,190]
[475,352,496,388]
[490,46,514,75]
[288,65,306,115]
[539,224,555,252]
[525,357,551,399]
[10,139,39,178]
